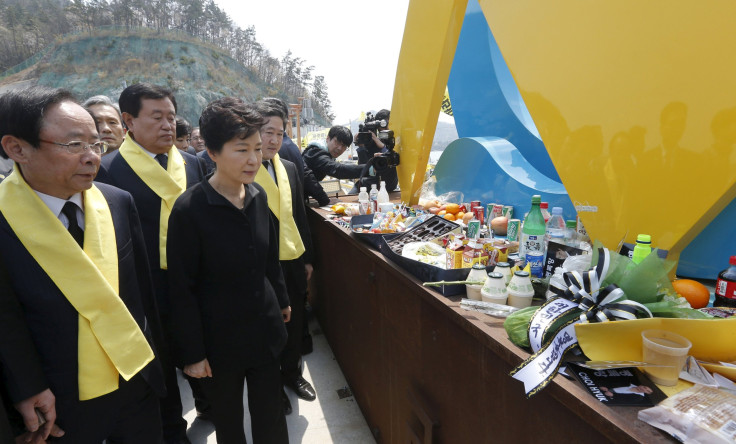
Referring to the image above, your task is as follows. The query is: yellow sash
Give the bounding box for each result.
[0,170,154,400]
[118,133,186,269]
[255,154,306,260]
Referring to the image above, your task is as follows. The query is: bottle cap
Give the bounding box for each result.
[531,195,541,204]
[514,270,530,277]
[730,255,736,266]
[636,234,651,244]
[495,261,510,268]
[360,187,367,192]
[487,272,503,279]
[472,263,486,270]
[540,202,549,209]
[371,184,377,189]
[552,207,563,215]
[380,181,386,186]
[566,220,577,229]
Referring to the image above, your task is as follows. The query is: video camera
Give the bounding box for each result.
[355,112,399,168]
[355,112,396,151]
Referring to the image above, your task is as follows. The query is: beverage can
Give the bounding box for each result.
[472,206,484,226]
[506,219,521,242]
[486,203,496,220]
[502,205,513,219]
[525,251,544,278]
[470,200,481,210]
[492,204,504,219]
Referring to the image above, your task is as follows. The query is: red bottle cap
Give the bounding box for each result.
[730,255,736,266]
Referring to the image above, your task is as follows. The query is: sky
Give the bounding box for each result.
[214,0,411,125]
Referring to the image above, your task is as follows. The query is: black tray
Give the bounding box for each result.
[379,236,470,296]
[350,214,400,250]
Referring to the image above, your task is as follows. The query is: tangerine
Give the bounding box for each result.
[672,279,710,309]
[443,213,456,221]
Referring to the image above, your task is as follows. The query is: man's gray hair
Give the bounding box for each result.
[82,95,122,121]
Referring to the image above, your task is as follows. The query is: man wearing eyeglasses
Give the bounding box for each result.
[96,83,206,444]
[0,86,165,442]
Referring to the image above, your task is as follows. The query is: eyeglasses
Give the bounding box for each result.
[39,139,108,155]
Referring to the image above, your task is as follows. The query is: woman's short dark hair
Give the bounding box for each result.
[119,83,177,117]
[0,86,76,158]
[175,116,191,138]
[199,97,266,154]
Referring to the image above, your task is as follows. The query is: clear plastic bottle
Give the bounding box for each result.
[631,234,652,264]
[520,195,546,275]
[565,220,577,247]
[545,207,566,247]
[715,255,736,307]
[358,186,370,215]
[540,202,551,223]
[377,180,389,204]
[369,184,378,213]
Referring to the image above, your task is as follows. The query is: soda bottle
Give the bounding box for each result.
[715,256,736,307]
[540,202,551,223]
[545,207,566,247]
[631,234,652,264]
[520,195,546,277]
[565,220,577,246]
[369,184,378,213]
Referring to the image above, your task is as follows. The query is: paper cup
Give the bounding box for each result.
[641,329,692,386]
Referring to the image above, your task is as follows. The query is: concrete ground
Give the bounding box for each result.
[178,317,376,444]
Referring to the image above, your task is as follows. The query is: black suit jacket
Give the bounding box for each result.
[166,180,289,370]
[279,137,330,206]
[0,184,165,409]
[96,149,205,314]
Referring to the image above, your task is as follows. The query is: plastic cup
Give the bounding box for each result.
[641,330,692,386]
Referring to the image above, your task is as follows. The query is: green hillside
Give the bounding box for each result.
[1,29,330,127]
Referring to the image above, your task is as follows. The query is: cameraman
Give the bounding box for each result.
[302,126,365,188]
[353,109,398,193]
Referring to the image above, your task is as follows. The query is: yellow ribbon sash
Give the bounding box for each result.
[0,170,154,400]
[118,133,186,269]
[255,154,306,260]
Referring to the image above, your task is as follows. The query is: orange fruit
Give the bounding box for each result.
[438,210,447,217]
[445,203,461,214]
[456,211,465,220]
[672,279,710,309]
[443,213,456,221]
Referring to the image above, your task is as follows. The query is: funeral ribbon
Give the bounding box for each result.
[510,248,652,397]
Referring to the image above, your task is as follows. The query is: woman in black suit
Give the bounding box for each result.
[167,97,290,444]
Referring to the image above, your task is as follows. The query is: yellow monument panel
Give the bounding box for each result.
[391,0,468,204]
[478,0,736,259]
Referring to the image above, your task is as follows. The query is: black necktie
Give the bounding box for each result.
[155,154,168,169]
[61,202,84,247]
[262,160,270,168]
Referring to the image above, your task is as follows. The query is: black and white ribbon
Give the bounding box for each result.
[512,248,653,396]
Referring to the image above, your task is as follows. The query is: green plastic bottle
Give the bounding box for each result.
[520,195,546,277]
[631,234,652,264]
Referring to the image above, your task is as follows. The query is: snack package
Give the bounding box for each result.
[638,384,736,443]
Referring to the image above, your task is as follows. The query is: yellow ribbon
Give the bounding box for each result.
[0,170,154,400]
[118,133,186,269]
[255,154,305,260]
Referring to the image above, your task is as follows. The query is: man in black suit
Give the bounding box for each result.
[255,101,316,415]
[0,86,165,442]
[95,83,206,444]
